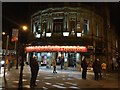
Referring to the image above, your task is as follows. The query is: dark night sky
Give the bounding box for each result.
[2,2,120,36]
[2,2,30,36]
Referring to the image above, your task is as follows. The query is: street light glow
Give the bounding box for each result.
[22,26,28,31]
[2,32,6,35]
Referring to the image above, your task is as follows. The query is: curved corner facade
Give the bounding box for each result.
[26,6,118,70]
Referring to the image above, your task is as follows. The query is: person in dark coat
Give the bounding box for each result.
[30,56,39,88]
[60,56,64,69]
[81,58,88,79]
[92,59,99,80]
[97,59,102,78]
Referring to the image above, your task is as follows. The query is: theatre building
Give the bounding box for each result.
[25,4,119,70]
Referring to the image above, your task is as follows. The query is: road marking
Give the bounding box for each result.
[65,82,77,86]
[69,86,79,89]
[23,85,30,88]
[13,80,19,83]
[52,84,67,88]
[22,79,27,81]
[45,82,52,85]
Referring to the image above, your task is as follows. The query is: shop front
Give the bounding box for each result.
[25,45,89,70]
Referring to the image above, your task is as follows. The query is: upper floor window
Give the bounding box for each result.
[42,20,47,31]
[96,23,99,36]
[53,19,63,33]
[33,22,41,38]
[83,19,89,34]
[36,24,41,34]
[42,20,47,36]
[70,18,76,35]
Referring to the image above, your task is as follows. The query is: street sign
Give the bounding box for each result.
[11,29,18,42]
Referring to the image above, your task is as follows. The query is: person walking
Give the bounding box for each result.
[101,61,107,77]
[30,55,39,88]
[52,58,57,73]
[92,59,99,80]
[81,58,88,79]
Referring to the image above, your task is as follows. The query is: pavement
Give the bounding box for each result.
[0,65,119,90]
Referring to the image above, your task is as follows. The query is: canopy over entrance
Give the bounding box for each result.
[25,45,87,52]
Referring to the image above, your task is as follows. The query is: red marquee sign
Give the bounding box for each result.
[25,45,87,52]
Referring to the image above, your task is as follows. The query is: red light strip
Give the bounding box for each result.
[25,45,87,52]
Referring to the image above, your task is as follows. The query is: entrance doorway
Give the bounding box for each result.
[68,53,76,67]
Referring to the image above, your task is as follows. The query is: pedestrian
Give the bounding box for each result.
[92,59,99,80]
[60,55,64,69]
[73,59,76,68]
[97,58,102,78]
[8,59,11,71]
[52,58,57,73]
[30,55,39,88]
[81,58,88,79]
[101,61,107,77]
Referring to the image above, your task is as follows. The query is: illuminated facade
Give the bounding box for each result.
[26,5,118,70]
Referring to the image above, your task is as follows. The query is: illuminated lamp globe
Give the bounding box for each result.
[22,26,28,31]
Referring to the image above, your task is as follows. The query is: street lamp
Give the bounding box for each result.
[2,32,6,35]
[22,25,28,31]
[18,25,28,88]
[16,25,28,69]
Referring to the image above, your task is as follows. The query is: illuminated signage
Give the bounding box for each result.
[25,45,87,52]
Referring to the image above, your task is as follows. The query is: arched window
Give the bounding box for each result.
[83,19,89,34]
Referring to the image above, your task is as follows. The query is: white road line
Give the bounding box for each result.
[69,86,79,89]
[65,82,77,86]
[52,84,67,89]
[45,82,52,85]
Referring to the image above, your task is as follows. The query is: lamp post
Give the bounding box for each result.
[16,25,28,69]
[18,25,28,88]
